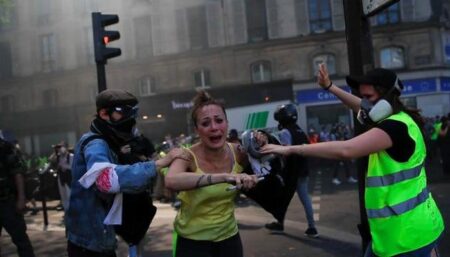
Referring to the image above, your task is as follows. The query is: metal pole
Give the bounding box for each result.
[39,173,49,230]
[96,63,107,93]
[343,0,374,254]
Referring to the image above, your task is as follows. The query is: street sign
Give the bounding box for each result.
[362,0,399,17]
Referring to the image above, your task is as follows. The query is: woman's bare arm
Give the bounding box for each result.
[261,128,393,160]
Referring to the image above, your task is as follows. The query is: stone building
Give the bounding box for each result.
[0,0,449,155]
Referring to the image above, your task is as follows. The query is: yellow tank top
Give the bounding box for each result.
[174,143,243,242]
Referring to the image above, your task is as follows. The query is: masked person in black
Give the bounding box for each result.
[261,64,444,257]
[0,135,35,257]
[66,89,187,257]
[261,104,318,237]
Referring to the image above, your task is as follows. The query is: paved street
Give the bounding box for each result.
[1,159,449,257]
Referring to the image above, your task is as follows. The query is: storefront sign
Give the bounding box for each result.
[171,100,193,110]
[296,86,351,103]
[441,77,450,91]
[401,78,437,95]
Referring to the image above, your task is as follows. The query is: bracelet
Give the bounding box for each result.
[324,81,333,90]
[196,175,205,188]
[207,175,212,185]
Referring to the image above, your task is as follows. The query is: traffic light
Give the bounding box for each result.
[92,12,121,64]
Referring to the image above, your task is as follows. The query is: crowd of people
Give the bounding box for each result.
[1,63,447,257]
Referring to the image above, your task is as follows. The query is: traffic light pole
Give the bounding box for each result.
[96,62,107,92]
[343,0,374,254]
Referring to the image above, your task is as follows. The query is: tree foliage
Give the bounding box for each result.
[0,0,14,26]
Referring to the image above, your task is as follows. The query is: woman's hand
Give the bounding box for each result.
[317,63,332,89]
[120,144,131,154]
[156,148,191,170]
[225,173,259,190]
[260,144,292,156]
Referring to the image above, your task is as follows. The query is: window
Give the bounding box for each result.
[36,0,51,25]
[42,89,58,107]
[312,54,336,75]
[0,95,15,112]
[380,46,405,69]
[134,16,153,57]
[138,77,156,96]
[308,0,332,33]
[187,5,208,49]
[194,69,211,88]
[376,3,400,25]
[40,34,56,72]
[245,0,268,42]
[251,61,272,83]
[0,42,12,79]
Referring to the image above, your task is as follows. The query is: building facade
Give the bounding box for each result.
[0,0,449,155]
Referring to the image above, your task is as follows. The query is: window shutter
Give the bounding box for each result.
[413,0,432,21]
[134,16,153,58]
[295,0,309,36]
[151,14,164,55]
[206,2,225,47]
[401,0,415,22]
[332,0,345,31]
[229,0,247,44]
[176,9,189,52]
[266,0,280,39]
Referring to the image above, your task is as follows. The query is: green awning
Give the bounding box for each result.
[245,111,269,129]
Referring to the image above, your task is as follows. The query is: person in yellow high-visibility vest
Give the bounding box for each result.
[260,64,444,257]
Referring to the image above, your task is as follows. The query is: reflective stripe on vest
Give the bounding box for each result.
[366,162,423,187]
[366,187,429,218]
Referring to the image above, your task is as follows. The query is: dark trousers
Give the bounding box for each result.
[0,198,35,257]
[175,233,243,257]
[67,241,117,257]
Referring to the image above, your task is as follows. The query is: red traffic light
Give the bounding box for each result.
[103,36,109,44]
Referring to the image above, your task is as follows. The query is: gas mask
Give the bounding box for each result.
[356,77,402,125]
[357,98,393,125]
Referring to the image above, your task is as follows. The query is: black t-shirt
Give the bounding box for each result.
[377,119,416,162]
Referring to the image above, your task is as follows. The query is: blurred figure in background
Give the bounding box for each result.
[227,129,241,144]
[263,103,318,237]
[438,114,450,176]
[330,125,357,185]
[0,133,35,257]
[51,141,73,212]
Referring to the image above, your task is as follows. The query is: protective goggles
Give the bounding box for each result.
[111,105,139,119]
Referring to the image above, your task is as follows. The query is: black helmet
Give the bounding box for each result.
[274,103,298,125]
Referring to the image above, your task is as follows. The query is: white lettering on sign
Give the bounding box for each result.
[362,0,397,16]
[171,100,193,110]
[318,91,337,101]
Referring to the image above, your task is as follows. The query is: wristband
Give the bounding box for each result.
[324,81,333,90]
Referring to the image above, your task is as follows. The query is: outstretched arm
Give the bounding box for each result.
[260,127,392,160]
[318,64,361,113]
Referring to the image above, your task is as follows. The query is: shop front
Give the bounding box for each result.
[295,76,450,135]
[137,80,294,142]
